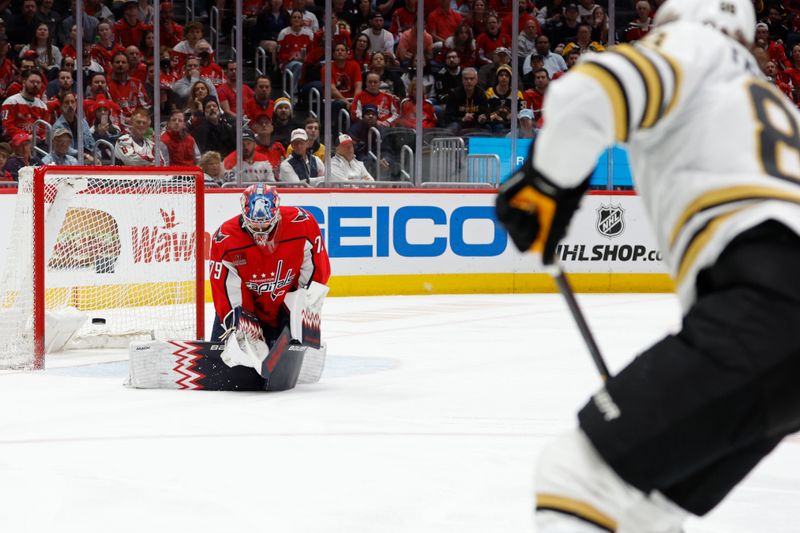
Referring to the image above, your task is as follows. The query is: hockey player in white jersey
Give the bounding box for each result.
[496,0,800,531]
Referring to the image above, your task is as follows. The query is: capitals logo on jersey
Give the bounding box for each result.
[245,259,295,300]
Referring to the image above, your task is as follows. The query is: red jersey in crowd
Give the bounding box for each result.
[350,90,399,124]
[0,58,17,99]
[396,97,438,128]
[276,27,314,66]
[255,140,286,177]
[476,31,512,61]
[115,18,147,48]
[1,92,50,140]
[216,81,255,113]
[209,206,331,327]
[160,129,198,166]
[92,42,126,72]
[108,76,149,118]
[321,59,363,99]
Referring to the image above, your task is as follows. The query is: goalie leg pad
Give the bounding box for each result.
[297,341,326,384]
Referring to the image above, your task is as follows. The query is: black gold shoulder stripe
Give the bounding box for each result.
[573,61,631,142]
[639,41,682,119]
[613,45,664,129]
[536,493,617,532]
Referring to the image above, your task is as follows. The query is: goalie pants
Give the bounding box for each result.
[579,220,800,516]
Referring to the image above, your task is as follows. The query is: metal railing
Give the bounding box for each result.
[399,144,414,183]
[308,87,321,118]
[185,0,196,23]
[210,6,220,53]
[338,108,350,136]
[366,126,382,181]
[428,137,466,183]
[220,181,314,188]
[92,139,116,165]
[466,154,501,186]
[282,69,295,103]
[31,120,52,161]
[319,180,413,188]
[255,46,267,78]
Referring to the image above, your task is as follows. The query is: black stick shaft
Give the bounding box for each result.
[552,265,612,381]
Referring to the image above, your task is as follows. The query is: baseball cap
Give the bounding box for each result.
[518,109,534,121]
[11,132,32,146]
[494,47,511,57]
[565,3,578,11]
[242,128,256,141]
[52,127,73,139]
[362,103,378,115]
[291,128,308,143]
[337,133,353,146]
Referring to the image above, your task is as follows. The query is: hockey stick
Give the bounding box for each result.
[549,261,612,381]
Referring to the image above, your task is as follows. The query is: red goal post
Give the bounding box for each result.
[0,166,205,371]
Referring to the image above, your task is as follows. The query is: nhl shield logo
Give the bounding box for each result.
[596,205,625,237]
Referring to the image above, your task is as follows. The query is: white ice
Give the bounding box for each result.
[1,294,798,533]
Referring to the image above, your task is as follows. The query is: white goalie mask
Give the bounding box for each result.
[655,0,756,46]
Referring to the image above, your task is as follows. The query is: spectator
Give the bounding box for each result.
[349,0,373,34]
[440,22,479,68]
[196,40,224,87]
[4,54,43,99]
[348,103,391,177]
[279,128,325,185]
[500,1,538,38]
[4,133,35,180]
[52,92,95,160]
[157,2,184,48]
[253,0,290,69]
[363,12,394,58]
[333,0,358,28]
[477,46,511,89]
[523,67,549,121]
[576,0,597,22]
[271,97,299,148]
[590,5,609,45]
[0,34,16,99]
[506,107,535,139]
[485,64,522,132]
[1,70,49,142]
[396,24,434,66]
[115,0,146,48]
[765,5,789,43]
[330,134,375,183]
[320,42,363,132]
[171,55,218,110]
[125,45,147,83]
[200,150,225,187]
[434,49,462,105]
[285,116,326,159]
[90,101,122,161]
[108,51,149,121]
[160,109,200,166]
[444,67,489,132]
[464,0,490,38]
[537,0,565,29]
[20,23,62,78]
[350,33,373,69]
[222,128,275,183]
[517,17,540,60]
[368,51,405,98]
[549,2,580,48]
[84,0,115,23]
[137,0,155,25]
[0,143,14,181]
[35,0,62,43]
[45,67,74,100]
[114,107,168,165]
[427,0,463,45]
[41,127,79,165]
[243,75,274,124]
[476,14,511,65]
[139,28,155,58]
[755,22,790,69]
[215,60,254,119]
[764,60,794,100]
[561,22,605,56]
[59,1,100,47]
[91,21,125,73]
[351,71,399,125]
[8,0,40,48]
[172,21,213,73]
[400,65,434,100]
[277,10,314,94]
[190,95,236,156]
[624,0,654,43]
[525,34,566,79]
[784,44,800,89]
[251,114,286,178]
[390,0,418,39]
[288,0,320,32]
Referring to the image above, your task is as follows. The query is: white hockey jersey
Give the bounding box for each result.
[535,21,800,309]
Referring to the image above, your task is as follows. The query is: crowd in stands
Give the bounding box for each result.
[0,0,794,185]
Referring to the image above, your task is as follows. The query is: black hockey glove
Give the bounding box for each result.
[496,164,589,265]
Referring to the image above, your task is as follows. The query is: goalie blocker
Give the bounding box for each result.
[127,282,329,391]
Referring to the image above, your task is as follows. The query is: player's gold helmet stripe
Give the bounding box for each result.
[613,45,663,129]
[572,63,630,142]
[536,493,617,532]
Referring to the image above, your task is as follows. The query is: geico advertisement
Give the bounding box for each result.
[0,190,669,278]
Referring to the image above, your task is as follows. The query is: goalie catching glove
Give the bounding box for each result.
[495,161,589,265]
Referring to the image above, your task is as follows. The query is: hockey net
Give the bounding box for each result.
[0,166,205,370]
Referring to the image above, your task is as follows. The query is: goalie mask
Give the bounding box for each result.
[241,184,281,249]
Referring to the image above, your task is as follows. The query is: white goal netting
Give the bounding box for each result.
[0,166,204,370]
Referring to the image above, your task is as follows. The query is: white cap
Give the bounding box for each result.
[338,133,354,145]
[290,128,308,143]
[518,109,534,121]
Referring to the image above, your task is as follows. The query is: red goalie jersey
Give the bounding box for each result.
[209,206,331,328]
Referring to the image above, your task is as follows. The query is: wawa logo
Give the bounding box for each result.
[131,208,196,263]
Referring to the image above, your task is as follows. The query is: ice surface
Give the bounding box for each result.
[0,294,797,533]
